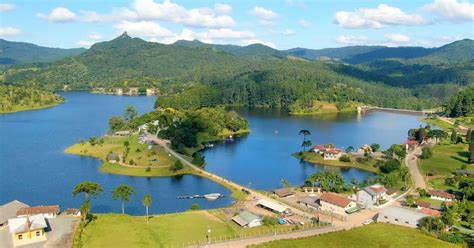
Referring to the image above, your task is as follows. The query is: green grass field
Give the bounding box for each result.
[251,223,458,248]
[293,152,379,173]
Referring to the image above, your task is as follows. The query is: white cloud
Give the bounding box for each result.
[384,33,411,44]
[248,6,279,25]
[286,0,306,8]
[114,21,175,37]
[213,3,232,15]
[282,29,295,36]
[0,27,21,36]
[334,4,427,29]
[0,3,15,12]
[38,7,76,23]
[335,35,368,45]
[88,32,103,40]
[76,40,95,47]
[424,0,474,22]
[298,19,311,28]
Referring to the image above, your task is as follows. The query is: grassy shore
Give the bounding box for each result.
[293,152,379,173]
[418,143,469,190]
[421,118,454,130]
[251,223,458,248]
[0,101,63,114]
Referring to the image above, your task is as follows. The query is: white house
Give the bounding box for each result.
[356,184,387,209]
[8,214,48,247]
[17,205,60,219]
[232,211,262,228]
[323,149,343,160]
[377,207,428,228]
[319,193,357,217]
[429,190,455,202]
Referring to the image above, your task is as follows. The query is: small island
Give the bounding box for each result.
[0,85,64,114]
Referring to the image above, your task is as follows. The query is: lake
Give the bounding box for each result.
[203,107,425,190]
[0,93,425,215]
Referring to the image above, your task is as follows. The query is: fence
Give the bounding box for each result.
[163,222,330,248]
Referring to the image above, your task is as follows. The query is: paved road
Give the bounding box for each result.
[405,147,427,189]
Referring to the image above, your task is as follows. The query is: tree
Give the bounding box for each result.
[469,141,474,164]
[345,146,355,153]
[405,195,415,207]
[112,184,136,214]
[379,159,401,173]
[301,140,312,152]
[428,129,447,144]
[451,129,457,144]
[171,159,184,172]
[72,181,103,220]
[89,136,98,146]
[192,153,205,167]
[142,194,152,224]
[123,105,138,122]
[109,116,125,132]
[280,179,290,188]
[467,128,472,143]
[419,146,433,159]
[189,203,200,210]
[307,171,347,193]
[299,129,311,143]
[419,216,445,232]
[370,143,380,152]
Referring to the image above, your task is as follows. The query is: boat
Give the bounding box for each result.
[204,193,221,200]
[204,143,214,148]
[224,135,234,142]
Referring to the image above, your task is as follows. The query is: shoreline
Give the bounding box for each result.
[292,152,379,173]
[0,100,64,114]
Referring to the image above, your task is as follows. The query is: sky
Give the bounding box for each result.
[0,0,473,50]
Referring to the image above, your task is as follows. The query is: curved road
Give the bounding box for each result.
[405,147,427,189]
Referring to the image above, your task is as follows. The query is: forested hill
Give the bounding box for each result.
[444,86,474,117]
[0,39,85,65]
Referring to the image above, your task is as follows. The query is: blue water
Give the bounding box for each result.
[0,92,232,215]
[0,93,425,215]
[203,107,425,190]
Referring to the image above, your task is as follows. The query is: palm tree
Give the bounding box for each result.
[112,184,136,214]
[301,140,312,152]
[142,194,152,224]
[299,129,311,142]
[280,179,290,188]
[72,181,103,220]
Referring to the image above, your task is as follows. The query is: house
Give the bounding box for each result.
[356,184,387,209]
[302,187,321,195]
[298,196,320,210]
[0,200,29,226]
[402,140,418,150]
[323,149,343,160]
[420,208,442,217]
[256,199,290,214]
[386,187,399,198]
[8,214,48,246]
[273,188,295,198]
[454,170,474,177]
[311,144,335,153]
[115,88,123,95]
[429,190,455,202]
[146,88,157,96]
[319,193,357,216]
[377,207,428,228]
[106,153,121,164]
[415,200,431,209]
[232,211,262,228]
[17,205,60,219]
[64,208,81,217]
[357,144,373,154]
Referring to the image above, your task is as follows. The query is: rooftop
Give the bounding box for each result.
[17,205,60,216]
[380,207,428,221]
[0,200,29,224]
[320,193,352,208]
[363,184,386,196]
[273,188,295,197]
[429,190,454,199]
[256,199,288,213]
[8,214,47,234]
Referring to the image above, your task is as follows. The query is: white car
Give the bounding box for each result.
[363,219,373,225]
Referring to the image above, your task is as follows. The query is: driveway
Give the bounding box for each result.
[405,147,427,189]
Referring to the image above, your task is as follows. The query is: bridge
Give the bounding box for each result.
[358,106,435,115]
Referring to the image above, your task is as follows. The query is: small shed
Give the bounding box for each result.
[232,211,262,228]
[107,153,121,163]
[256,199,289,214]
[273,188,295,198]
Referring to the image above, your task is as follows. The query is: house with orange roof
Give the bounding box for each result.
[319,193,357,217]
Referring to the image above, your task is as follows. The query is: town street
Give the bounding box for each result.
[405,146,427,189]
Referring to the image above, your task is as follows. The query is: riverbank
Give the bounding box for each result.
[0,100,64,114]
[293,152,379,173]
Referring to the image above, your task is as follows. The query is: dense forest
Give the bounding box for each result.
[444,86,474,117]
[1,34,473,113]
[0,85,64,113]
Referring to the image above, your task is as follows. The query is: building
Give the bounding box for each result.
[302,187,321,195]
[106,153,121,164]
[454,170,474,177]
[377,207,428,228]
[386,187,399,198]
[256,199,290,214]
[357,144,373,154]
[273,188,295,198]
[319,193,357,216]
[17,205,60,219]
[429,190,455,202]
[356,184,387,209]
[420,208,442,217]
[64,208,81,217]
[402,140,418,150]
[146,88,157,96]
[298,196,320,210]
[8,214,48,246]
[232,211,262,228]
[0,200,29,226]
[311,144,335,153]
[415,200,431,209]
[113,130,131,136]
[323,149,343,160]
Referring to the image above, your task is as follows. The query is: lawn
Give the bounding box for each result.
[419,144,469,177]
[293,152,379,173]
[251,223,459,248]
[80,212,235,248]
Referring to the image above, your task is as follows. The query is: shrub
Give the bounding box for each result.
[438,232,464,244]
[262,216,277,226]
[189,203,200,210]
[146,167,151,172]
[419,146,433,159]
[171,160,184,172]
[339,155,351,162]
[380,159,401,173]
